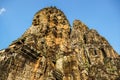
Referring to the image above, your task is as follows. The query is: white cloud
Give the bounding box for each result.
[0,8,6,15]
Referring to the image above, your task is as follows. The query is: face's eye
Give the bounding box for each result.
[36,15,40,18]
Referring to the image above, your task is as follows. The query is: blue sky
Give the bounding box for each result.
[0,0,120,54]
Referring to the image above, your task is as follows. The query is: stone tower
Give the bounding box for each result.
[0,7,120,80]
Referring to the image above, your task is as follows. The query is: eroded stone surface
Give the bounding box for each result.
[0,7,120,80]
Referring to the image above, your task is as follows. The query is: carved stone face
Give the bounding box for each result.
[30,7,70,35]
